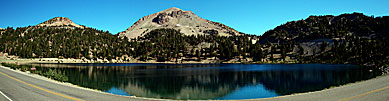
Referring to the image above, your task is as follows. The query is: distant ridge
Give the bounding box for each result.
[259,12,389,43]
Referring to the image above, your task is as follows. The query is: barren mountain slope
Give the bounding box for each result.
[119,7,243,39]
[36,17,85,28]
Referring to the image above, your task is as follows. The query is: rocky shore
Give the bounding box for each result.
[0,55,223,64]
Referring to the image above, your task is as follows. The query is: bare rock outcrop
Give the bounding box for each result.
[36,17,85,28]
[119,7,243,39]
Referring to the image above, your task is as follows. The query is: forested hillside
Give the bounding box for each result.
[259,12,389,67]
[0,26,260,62]
[260,12,389,43]
[0,12,389,69]
[131,29,260,62]
[0,27,131,59]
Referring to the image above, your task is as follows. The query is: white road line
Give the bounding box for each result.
[0,90,13,101]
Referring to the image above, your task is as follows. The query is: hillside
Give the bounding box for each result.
[260,12,389,43]
[0,12,388,69]
[0,17,258,63]
[258,12,389,67]
[118,7,243,39]
[0,17,131,60]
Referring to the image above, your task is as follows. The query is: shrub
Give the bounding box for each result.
[20,65,29,72]
[43,69,68,82]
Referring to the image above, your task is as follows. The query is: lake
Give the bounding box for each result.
[32,63,381,100]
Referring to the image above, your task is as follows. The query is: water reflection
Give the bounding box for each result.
[32,64,381,100]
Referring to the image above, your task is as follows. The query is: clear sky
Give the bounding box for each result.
[0,0,388,35]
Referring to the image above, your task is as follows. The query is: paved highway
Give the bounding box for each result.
[0,65,388,101]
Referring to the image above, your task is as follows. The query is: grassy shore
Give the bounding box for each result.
[0,63,69,82]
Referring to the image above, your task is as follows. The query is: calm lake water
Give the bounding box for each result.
[33,63,381,100]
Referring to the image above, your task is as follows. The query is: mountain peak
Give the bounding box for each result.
[160,7,183,13]
[119,7,241,39]
[36,17,84,28]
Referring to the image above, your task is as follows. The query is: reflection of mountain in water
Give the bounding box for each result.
[122,83,234,99]
[34,64,381,100]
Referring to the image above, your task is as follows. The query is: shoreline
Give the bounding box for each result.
[0,56,299,65]
[3,56,387,73]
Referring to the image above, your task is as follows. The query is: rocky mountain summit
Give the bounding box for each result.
[119,7,243,39]
[36,17,85,28]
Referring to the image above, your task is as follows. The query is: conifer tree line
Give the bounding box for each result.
[0,27,261,62]
[259,12,389,67]
[0,12,388,67]
[0,27,130,60]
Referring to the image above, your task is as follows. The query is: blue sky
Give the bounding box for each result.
[0,0,388,35]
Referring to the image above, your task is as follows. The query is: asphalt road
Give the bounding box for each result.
[0,65,388,101]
